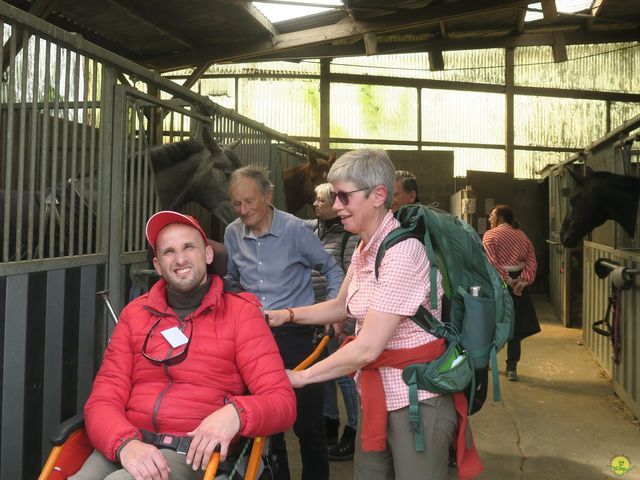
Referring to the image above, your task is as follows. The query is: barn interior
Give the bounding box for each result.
[1,1,640,478]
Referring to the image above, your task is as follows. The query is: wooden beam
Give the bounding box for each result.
[2,0,58,74]
[363,32,377,55]
[541,0,567,62]
[591,0,605,17]
[145,0,532,69]
[106,0,195,50]
[170,27,640,70]
[319,58,330,150]
[517,7,526,34]
[541,0,558,19]
[505,47,514,175]
[183,62,211,90]
[428,49,445,71]
[439,20,448,39]
[551,31,568,62]
[234,1,278,37]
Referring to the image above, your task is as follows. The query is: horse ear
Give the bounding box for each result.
[328,153,336,166]
[227,138,243,151]
[307,148,318,168]
[565,167,586,186]
[202,128,222,153]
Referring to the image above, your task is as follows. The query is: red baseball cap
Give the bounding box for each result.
[146,211,208,253]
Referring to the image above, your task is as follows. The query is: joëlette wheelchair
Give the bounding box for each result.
[38,330,330,480]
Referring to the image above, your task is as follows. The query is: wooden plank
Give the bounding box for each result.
[106,0,195,49]
[234,0,277,37]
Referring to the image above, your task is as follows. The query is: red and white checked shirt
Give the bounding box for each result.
[346,211,443,411]
[482,223,537,284]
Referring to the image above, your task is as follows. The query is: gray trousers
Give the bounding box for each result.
[354,395,457,480]
[69,449,206,480]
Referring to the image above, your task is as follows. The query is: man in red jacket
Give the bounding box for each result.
[71,211,296,480]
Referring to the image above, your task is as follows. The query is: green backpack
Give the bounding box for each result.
[375,204,514,451]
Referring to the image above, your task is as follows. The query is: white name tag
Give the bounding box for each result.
[161,327,189,348]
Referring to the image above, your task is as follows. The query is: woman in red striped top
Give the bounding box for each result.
[483,205,540,382]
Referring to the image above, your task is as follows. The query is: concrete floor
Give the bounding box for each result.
[283,296,640,479]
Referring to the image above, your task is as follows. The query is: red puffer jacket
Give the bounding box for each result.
[84,275,296,461]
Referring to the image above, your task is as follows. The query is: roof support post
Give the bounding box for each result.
[505,47,515,175]
[320,58,331,151]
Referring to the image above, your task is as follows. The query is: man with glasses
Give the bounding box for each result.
[224,165,344,480]
[391,170,420,214]
[71,211,296,480]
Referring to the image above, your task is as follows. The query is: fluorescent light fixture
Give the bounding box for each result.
[525,0,594,22]
[253,1,343,23]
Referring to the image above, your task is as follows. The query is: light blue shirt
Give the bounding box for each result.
[224,207,344,309]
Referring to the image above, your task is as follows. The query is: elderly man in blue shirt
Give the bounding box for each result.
[224,164,343,480]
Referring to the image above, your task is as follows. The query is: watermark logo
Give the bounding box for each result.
[608,455,635,477]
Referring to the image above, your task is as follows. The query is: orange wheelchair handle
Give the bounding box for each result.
[294,333,330,371]
[38,445,63,480]
[203,451,220,480]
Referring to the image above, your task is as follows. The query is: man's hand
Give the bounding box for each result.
[119,439,171,480]
[186,403,241,471]
[265,309,289,327]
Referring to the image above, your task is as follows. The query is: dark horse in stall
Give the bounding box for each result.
[560,167,640,248]
[282,150,336,214]
[149,128,241,224]
[0,130,241,261]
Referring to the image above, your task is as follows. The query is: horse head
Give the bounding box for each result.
[282,150,336,214]
[150,131,243,227]
[560,167,640,247]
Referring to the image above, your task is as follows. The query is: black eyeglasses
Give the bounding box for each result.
[330,187,370,206]
[142,317,193,366]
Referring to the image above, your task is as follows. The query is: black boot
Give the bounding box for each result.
[328,426,355,461]
[325,416,339,446]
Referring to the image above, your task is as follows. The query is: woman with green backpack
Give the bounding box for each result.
[266,149,483,480]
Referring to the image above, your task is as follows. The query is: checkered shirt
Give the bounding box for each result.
[346,211,443,411]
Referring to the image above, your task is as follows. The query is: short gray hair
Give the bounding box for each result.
[229,165,273,194]
[314,182,333,203]
[327,149,395,209]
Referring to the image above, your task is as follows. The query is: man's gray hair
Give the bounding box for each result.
[229,165,274,194]
[327,149,395,209]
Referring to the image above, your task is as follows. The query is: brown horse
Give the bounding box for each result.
[282,151,336,214]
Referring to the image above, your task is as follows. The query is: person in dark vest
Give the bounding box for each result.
[483,204,540,381]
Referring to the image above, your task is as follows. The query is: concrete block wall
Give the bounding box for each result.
[387,150,455,212]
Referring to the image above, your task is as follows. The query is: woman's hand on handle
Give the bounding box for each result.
[265,309,290,327]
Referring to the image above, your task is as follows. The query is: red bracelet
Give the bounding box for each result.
[286,307,295,323]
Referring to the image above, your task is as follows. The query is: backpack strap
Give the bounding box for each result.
[375,227,440,310]
[406,370,425,452]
